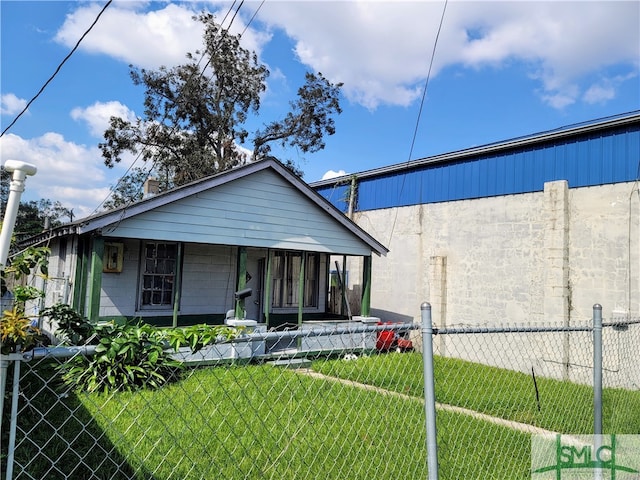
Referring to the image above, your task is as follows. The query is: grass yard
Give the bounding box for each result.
[79,363,530,480]
[4,352,638,479]
[314,352,640,435]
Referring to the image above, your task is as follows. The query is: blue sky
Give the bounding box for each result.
[1,1,639,217]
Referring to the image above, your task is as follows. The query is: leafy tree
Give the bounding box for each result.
[1,167,9,209]
[12,199,73,240]
[253,71,342,159]
[102,167,149,210]
[100,12,342,207]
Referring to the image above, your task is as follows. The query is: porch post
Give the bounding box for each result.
[264,250,271,327]
[72,237,89,314]
[87,236,104,323]
[341,255,348,317]
[298,253,306,328]
[235,246,247,318]
[361,256,372,317]
[172,242,183,328]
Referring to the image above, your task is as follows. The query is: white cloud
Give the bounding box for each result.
[53,1,639,111]
[71,101,137,137]
[256,1,639,110]
[322,169,347,181]
[55,2,271,70]
[1,93,28,116]
[582,72,638,105]
[0,132,127,217]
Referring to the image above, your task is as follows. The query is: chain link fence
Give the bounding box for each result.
[2,307,639,479]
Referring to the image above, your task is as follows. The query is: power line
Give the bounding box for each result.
[387,0,448,245]
[0,0,113,138]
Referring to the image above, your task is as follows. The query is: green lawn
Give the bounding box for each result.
[4,352,638,479]
[79,364,531,480]
[314,352,640,435]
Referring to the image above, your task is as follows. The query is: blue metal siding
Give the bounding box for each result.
[316,123,640,212]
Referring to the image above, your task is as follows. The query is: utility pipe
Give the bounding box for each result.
[0,160,38,268]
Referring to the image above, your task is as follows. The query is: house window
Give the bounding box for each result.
[272,252,319,308]
[140,242,177,308]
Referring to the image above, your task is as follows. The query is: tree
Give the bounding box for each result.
[12,200,73,240]
[253,72,342,160]
[102,167,149,210]
[100,13,342,205]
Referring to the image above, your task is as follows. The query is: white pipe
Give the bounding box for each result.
[0,160,37,269]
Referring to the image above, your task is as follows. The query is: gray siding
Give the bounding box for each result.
[104,169,373,256]
[180,244,236,315]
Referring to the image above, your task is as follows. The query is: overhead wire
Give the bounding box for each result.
[386,0,448,246]
[0,0,113,138]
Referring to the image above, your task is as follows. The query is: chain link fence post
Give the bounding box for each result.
[593,304,603,436]
[421,302,439,480]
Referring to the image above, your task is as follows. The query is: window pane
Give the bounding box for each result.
[141,242,177,307]
[272,251,319,308]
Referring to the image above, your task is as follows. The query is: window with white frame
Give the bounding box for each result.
[271,251,319,308]
[140,242,177,308]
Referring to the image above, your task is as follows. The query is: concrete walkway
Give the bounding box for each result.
[299,369,559,437]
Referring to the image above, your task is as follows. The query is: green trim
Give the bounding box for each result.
[87,237,104,323]
[264,250,271,328]
[297,253,305,349]
[341,255,348,317]
[362,256,372,317]
[298,253,305,327]
[235,246,247,318]
[72,238,89,313]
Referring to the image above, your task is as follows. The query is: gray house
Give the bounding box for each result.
[27,158,388,329]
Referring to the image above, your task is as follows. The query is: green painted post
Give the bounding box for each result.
[297,253,305,349]
[361,256,372,317]
[264,251,271,328]
[298,253,305,328]
[172,243,183,328]
[235,247,247,318]
[87,237,104,323]
[72,238,88,313]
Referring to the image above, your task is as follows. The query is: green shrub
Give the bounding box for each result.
[41,303,95,345]
[58,320,182,393]
[164,323,242,353]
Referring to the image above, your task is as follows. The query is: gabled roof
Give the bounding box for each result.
[27,158,388,256]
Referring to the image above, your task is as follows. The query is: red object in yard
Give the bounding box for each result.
[376,321,397,351]
[376,321,414,351]
[397,337,414,351]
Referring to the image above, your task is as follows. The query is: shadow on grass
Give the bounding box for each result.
[1,359,154,480]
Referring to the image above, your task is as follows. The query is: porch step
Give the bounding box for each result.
[270,358,312,369]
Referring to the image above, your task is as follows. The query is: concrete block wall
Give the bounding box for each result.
[346,180,639,386]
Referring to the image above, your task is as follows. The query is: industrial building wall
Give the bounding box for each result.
[346,180,639,327]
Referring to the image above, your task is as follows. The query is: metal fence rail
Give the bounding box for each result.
[1,305,638,479]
